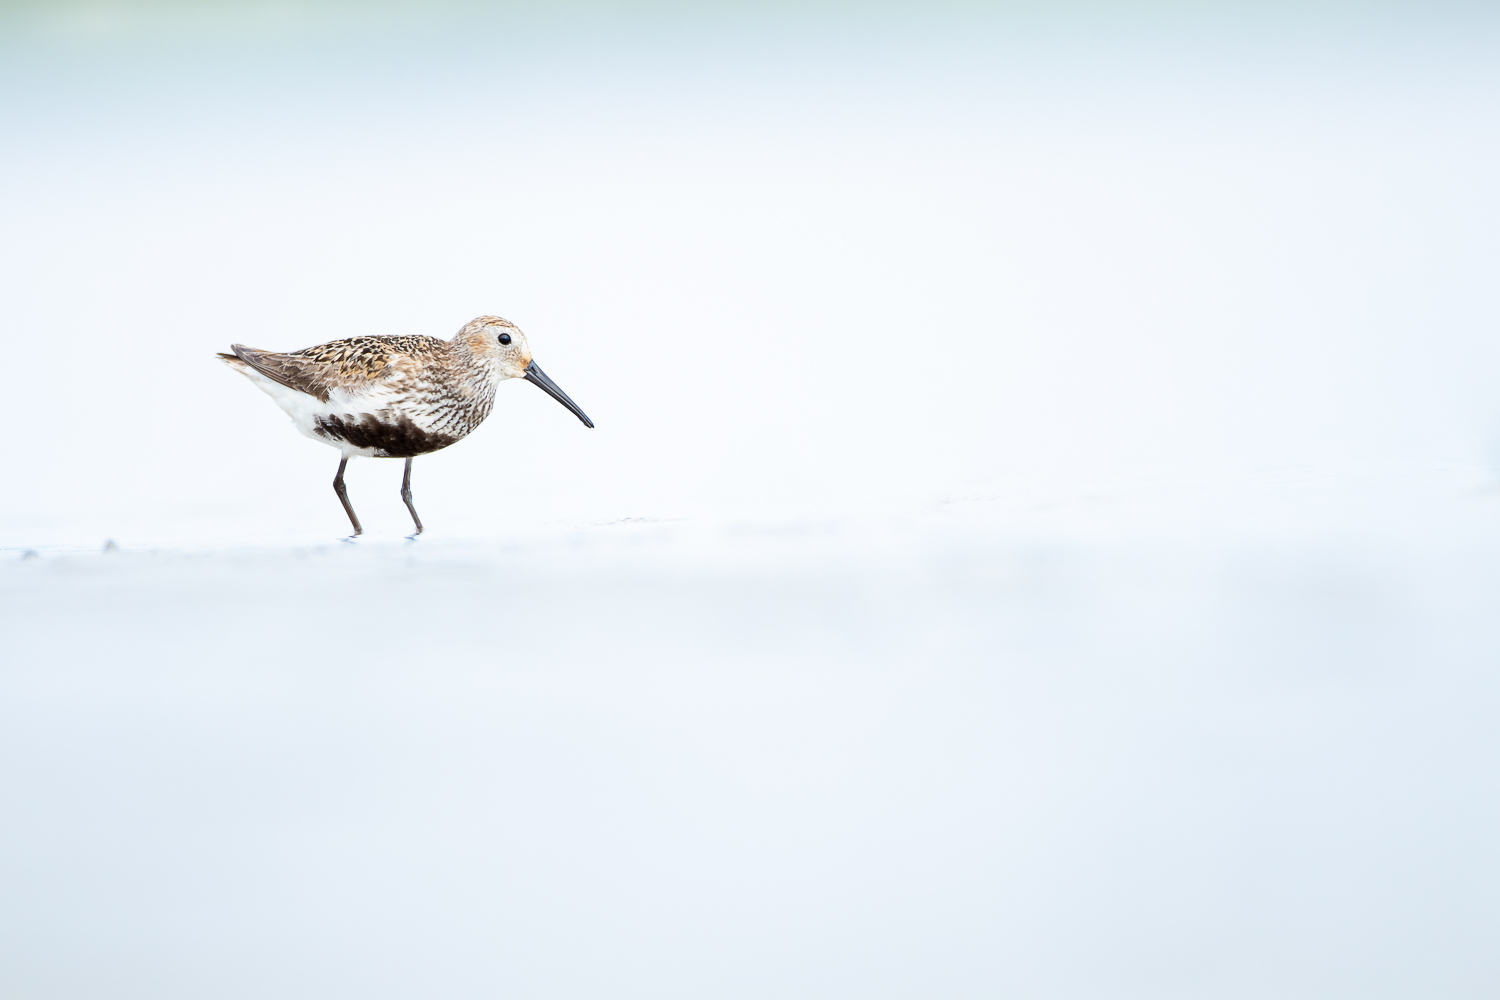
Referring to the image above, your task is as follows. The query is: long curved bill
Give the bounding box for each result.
[523,360,594,428]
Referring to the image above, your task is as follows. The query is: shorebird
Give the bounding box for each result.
[219,315,592,536]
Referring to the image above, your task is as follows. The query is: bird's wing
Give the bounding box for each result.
[222,344,346,403]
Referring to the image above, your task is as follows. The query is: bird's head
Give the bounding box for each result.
[458,315,531,376]
[455,315,594,428]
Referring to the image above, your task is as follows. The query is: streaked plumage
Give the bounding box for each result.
[219,315,593,536]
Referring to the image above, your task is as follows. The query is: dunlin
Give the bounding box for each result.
[219,315,592,536]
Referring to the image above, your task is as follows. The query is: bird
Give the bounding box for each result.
[219,315,592,537]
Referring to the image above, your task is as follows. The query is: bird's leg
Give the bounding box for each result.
[333,457,362,537]
[401,457,424,537]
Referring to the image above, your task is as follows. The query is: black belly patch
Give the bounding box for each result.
[314,413,458,458]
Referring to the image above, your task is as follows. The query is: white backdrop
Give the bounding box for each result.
[2,2,1498,543]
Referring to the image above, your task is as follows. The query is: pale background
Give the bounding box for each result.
[2,2,1499,997]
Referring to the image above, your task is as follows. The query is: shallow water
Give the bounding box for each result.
[5,469,1500,998]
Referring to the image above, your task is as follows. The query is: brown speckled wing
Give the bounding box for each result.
[222,335,456,403]
[223,344,344,402]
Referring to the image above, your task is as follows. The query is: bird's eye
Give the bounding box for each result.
[498,333,512,346]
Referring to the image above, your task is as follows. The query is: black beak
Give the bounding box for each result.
[523,360,594,428]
